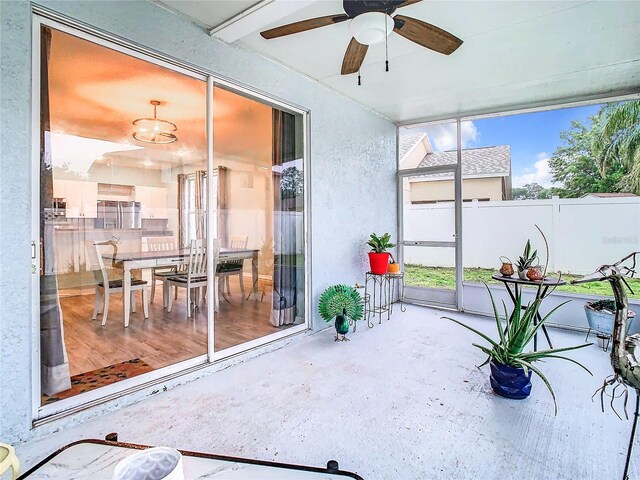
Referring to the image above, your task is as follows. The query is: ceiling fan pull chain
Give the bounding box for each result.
[358,70,362,86]
[385,17,389,72]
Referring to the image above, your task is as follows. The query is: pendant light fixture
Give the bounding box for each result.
[132,100,177,144]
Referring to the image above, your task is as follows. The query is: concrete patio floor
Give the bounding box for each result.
[16,305,639,479]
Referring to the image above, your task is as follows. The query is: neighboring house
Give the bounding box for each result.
[400,133,512,203]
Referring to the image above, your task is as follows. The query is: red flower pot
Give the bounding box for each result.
[368,252,390,275]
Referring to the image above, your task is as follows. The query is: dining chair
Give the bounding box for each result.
[166,239,220,318]
[216,234,248,298]
[147,236,181,307]
[85,240,149,326]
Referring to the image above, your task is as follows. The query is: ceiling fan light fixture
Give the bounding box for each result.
[132,100,177,144]
[349,12,394,46]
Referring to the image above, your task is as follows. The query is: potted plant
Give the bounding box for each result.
[443,285,592,413]
[387,253,400,274]
[366,232,395,275]
[584,299,636,348]
[516,239,537,280]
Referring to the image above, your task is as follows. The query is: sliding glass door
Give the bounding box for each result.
[209,85,306,354]
[38,24,209,409]
[34,18,307,417]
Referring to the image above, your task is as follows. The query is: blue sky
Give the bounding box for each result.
[466,104,602,187]
[417,103,604,187]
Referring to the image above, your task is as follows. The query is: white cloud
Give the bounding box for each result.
[512,153,555,188]
[424,121,478,151]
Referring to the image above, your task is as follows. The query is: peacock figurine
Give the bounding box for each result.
[572,252,640,480]
[318,284,363,342]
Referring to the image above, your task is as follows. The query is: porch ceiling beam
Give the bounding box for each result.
[209,0,320,43]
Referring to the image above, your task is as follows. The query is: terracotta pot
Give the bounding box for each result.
[387,262,400,274]
[499,256,514,277]
[527,265,544,281]
[368,252,390,275]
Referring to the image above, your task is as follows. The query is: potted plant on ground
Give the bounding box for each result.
[516,239,537,280]
[584,299,636,349]
[443,285,592,413]
[367,232,395,275]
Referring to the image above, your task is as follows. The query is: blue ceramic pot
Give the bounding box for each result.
[489,360,532,400]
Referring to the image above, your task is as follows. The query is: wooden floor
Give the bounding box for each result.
[60,276,297,377]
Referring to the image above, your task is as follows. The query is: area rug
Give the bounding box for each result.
[42,358,153,405]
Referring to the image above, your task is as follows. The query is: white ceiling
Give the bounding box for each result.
[160,0,640,125]
[155,0,259,29]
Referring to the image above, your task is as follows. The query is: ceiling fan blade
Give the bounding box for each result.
[341,38,368,75]
[261,14,349,39]
[396,0,423,8]
[393,15,462,55]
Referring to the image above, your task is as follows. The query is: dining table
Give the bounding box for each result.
[107,247,259,327]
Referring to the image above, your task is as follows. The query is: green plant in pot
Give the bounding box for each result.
[367,232,395,275]
[516,239,537,280]
[443,285,592,413]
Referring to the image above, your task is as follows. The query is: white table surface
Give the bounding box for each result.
[22,442,360,480]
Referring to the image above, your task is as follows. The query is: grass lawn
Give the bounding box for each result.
[404,265,640,299]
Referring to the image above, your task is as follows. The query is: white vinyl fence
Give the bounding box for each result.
[404,196,640,274]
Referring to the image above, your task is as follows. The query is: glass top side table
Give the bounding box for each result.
[18,435,364,479]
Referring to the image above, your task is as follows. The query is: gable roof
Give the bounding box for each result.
[417,145,511,179]
[399,132,426,160]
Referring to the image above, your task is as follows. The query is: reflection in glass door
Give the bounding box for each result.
[212,86,305,354]
[35,19,308,416]
[38,24,208,408]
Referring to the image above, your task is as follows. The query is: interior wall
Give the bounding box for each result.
[0,1,397,443]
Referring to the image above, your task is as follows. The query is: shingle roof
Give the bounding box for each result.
[399,132,426,160]
[581,192,638,198]
[417,145,511,178]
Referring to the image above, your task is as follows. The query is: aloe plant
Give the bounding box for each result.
[367,232,395,253]
[516,239,537,271]
[444,284,592,414]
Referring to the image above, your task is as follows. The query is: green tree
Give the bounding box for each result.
[593,100,640,194]
[280,166,303,199]
[549,117,627,198]
[512,183,552,200]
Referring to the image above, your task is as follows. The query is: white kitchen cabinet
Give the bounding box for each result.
[53,179,66,198]
[135,185,167,219]
[81,181,98,218]
[55,179,98,218]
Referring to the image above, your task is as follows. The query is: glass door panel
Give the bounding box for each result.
[212,86,305,353]
[38,25,207,407]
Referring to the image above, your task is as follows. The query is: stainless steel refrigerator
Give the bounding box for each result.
[97,201,141,229]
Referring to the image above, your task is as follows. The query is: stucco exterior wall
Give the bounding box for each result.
[410,177,504,202]
[0,0,397,442]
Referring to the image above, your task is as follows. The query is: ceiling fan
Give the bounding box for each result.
[260,0,463,76]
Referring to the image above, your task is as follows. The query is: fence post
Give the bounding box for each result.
[551,195,560,272]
